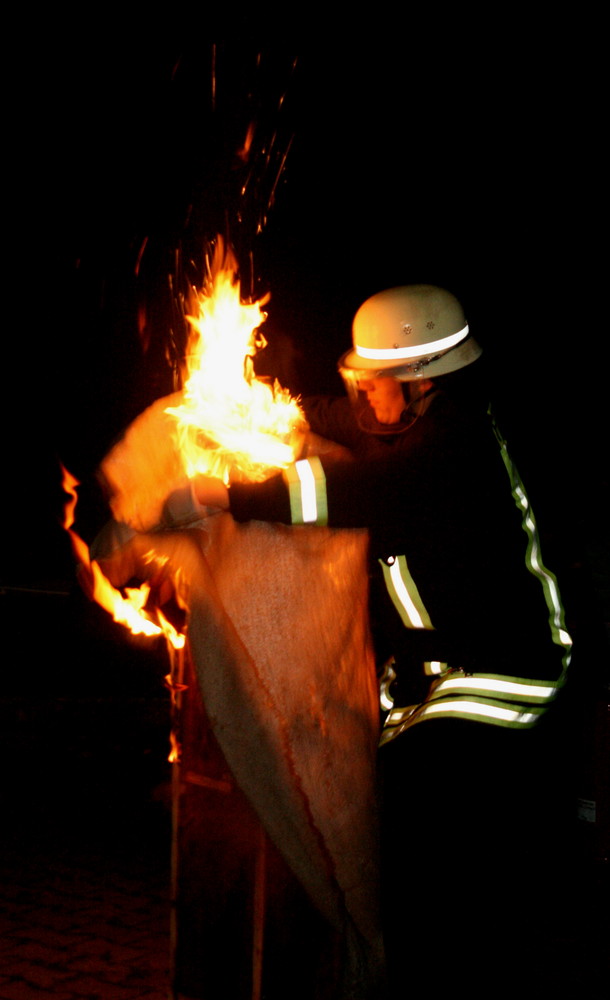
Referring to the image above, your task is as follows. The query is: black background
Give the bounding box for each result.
[2,18,607,844]
[6,19,604,585]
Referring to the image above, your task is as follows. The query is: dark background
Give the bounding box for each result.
[2,20,607,857]
[6,20,606,581]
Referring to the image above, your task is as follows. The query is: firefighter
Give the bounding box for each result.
[98,285,571,994]
[187,284,571,738]
[180,284,572,994]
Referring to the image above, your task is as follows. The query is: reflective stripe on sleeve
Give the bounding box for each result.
[283,457,328,526]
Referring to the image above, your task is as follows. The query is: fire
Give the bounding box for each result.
[165,240,305,483]
[62,241,306,766]
[61,465,185,650]
[62,240,303,667]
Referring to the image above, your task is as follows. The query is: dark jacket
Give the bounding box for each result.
[230,372,571,736]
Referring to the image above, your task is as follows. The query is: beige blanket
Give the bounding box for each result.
[99,394,384,988]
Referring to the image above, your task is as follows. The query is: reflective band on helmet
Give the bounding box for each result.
[356,324,469,361]
[283,457,328,526]
[380,555,434,630]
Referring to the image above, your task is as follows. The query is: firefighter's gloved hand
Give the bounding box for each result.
[160,479,229,527]
[160,483,208,528]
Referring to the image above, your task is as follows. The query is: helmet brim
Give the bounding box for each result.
[338,335,483,381]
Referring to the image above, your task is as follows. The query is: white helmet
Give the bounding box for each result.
[339,284,482,381]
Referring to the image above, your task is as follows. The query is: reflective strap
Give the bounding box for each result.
[380,660,448,714]
[380,555,434,630]
[429,672,558,705]
[424,660,447,676]
[283,457,328,526]
[380,696,545,746]
[416,698,543,726]
[379,658,397,711]
[380,666,561,746]
[378,666,555,745]
[490,411,573,675]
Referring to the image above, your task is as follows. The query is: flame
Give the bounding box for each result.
[168,729,181,764]
[165,239,305,484]
[61,239,302,733]
[61,465,185,650]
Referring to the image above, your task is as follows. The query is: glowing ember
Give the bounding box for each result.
[61,466,185,650]
[165,239,305,483]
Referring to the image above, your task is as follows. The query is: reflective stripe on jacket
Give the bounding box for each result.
[281,421,572,743]
[283,457,328,526]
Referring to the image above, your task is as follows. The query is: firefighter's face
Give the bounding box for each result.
[359,377,405,424]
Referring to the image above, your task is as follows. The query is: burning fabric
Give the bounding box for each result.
[86,243,384,994]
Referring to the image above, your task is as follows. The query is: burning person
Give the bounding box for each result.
[151,283,572,994]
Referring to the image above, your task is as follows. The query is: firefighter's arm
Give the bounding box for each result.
[179,454,397,531]
[226,455,405,530]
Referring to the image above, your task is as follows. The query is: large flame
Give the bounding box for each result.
[166,240,305,483]
[62,240,303,650]
[61,243,306,767]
